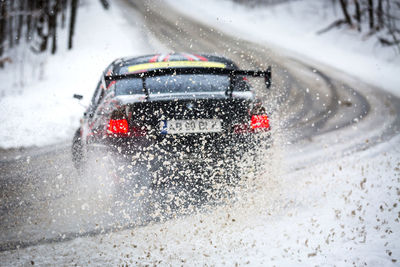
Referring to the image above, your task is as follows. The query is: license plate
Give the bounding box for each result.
[160,119,222,134]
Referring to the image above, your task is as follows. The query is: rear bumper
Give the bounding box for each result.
[85,132,271,186]
[86,132,271,160]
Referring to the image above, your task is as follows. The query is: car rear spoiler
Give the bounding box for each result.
[103,66,272,98]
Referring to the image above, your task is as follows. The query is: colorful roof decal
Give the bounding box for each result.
[163,53,171,62]
[149,54,160,63]
[194,54,208,61]
[183,53,195,61]
[157,53,168,62]
[127,61,226,73]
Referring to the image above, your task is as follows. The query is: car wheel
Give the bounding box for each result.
[72,128,85,172]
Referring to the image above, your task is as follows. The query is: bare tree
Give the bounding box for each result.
[381,0,400,50]
[8,1,14,49]
[0,0,89,69]
[339,0,353,26]
[367,0,374,30]
[376,0,384,30]
[320,0,400,50]
[61,0,67,28]
[68,0,78,50]
[0,1,6,68]
[99,0,110,10]
[354,0,362,31]
[26,0,34,42]
[50,0,60,54]
[16,0,24,45]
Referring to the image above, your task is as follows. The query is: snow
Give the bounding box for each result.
[1,136,399,265]
[166,0,400,98]
[0,0,399,265]
[0,0,151,149]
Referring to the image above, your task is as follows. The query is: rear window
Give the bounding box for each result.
[115,74,249,95]
[115,79,143,95]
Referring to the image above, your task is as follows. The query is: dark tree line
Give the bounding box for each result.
[322,0,400,49]
[0,0,79,68]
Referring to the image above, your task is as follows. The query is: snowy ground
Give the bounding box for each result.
[1,135,399,266]
[0,0,150,149]
[166,0,400,98]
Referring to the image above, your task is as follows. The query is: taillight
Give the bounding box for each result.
[233,114,270,134]
[108,119,129,135]
[251,114,270,130]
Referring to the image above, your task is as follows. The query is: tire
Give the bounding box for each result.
[71,128,84,172]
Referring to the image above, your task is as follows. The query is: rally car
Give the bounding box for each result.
[72,53,271,186]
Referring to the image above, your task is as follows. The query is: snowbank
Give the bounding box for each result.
[0,0,150,149]
[166,0,400,97]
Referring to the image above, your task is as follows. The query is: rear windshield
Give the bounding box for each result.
[114,74,249,95]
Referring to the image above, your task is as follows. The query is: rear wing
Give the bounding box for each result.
[103,66,272,98]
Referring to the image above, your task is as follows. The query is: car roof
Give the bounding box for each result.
[111,53,238,75]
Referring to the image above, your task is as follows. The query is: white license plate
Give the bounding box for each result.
[160,119,222,134]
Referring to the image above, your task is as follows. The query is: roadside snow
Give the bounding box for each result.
[0,0,150,149]
[166,0,400,97]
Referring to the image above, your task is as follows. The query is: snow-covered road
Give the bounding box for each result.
[0,0,399,265]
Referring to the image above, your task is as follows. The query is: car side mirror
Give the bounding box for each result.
[73,94,88,111]
[73,94,83,100]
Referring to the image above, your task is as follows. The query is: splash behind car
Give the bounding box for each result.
[72,53,271,186]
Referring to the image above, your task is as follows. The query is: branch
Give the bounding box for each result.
[378,37,400,46]
[317,19,346,35]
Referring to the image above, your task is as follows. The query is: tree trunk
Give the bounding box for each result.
[8,1,14,49]
[339,0,353,26]
[377,0,384,30]
[68,0,78,50]
[368,0,374,30]
[385,0,400,52]
[16,0,25,45]
[51,0,59,54]
[61,0,67,28]
[37,0,49,53]
[99,0,110,10]
[26,0,33,42]
[0,1,6,68]
[354,0,361,31]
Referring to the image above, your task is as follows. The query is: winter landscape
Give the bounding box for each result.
[0,0,399,265]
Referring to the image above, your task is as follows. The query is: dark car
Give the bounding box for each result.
[72,53,272,187]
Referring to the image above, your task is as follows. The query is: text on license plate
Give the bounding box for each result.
[160,119,222,134]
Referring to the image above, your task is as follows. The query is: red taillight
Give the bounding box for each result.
[108,119,129,134]
[233,114,270,134]
[251,114,270,130]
